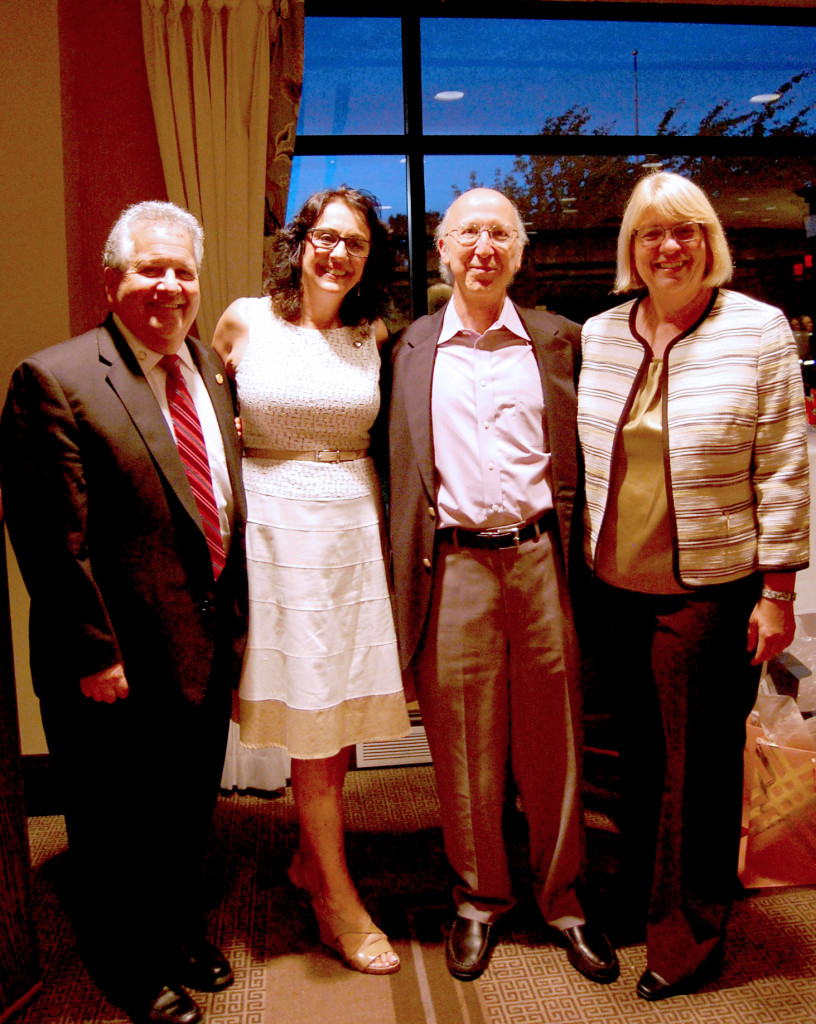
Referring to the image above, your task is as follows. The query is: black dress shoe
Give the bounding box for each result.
[636,952,723,1001]
[637,969,686,1001]
[556,924,619,984]
[129,984,202,1024]
[446,916,494,981]
[177,940,234,991]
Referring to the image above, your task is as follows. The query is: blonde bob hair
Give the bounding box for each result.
[614,172,733,294]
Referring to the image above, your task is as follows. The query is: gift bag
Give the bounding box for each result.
[739,724,816,887]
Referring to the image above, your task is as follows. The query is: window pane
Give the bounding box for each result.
[421,19,816,137]
[298,18,404,135]
[424,154,813,323]
[284,155,411,327]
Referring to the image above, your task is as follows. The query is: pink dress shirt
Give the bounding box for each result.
[431,298,554,530]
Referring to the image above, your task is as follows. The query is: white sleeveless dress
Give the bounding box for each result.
[234,298,409,759]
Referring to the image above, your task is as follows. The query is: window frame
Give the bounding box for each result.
[297,3,816,318]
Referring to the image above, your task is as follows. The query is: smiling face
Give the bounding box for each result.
[632,211,709,307]
[300,201,370,313]
[104,222,200,354]
[438,189,523,307]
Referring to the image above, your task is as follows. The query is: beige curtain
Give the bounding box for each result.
[142,0,302,789]
[141,0,304,344]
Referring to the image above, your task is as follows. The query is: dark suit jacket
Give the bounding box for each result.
[0,314,247,707]
[387,303,582,671]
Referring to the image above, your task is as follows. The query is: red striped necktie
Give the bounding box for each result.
[160,353,226,579]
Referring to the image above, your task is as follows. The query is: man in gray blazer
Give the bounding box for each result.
[387,188,616,985]
[1,202,247,1024]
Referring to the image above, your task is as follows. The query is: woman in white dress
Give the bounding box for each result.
[213,188,409,975]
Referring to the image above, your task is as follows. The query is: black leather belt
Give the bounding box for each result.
[437,510,556,551]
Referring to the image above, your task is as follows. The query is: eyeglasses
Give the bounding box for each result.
[306,228,371,259]
[633,222,703,248]
[446,223,518,248]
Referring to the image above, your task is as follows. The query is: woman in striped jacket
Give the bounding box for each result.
[577,172,809,1001]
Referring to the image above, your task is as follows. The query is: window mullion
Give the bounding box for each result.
[403,13,428,320]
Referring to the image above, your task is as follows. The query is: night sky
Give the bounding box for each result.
[287,16,816,219]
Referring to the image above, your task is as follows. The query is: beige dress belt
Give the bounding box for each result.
[244,447,369,463]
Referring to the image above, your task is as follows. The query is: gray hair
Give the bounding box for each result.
[103,201,204,272]
[434,189,529,285]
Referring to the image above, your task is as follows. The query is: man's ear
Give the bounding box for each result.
[512,240,526,274]
[437,236,451,268]
[103,266,119,306]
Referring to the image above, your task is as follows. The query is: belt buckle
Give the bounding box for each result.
[495,525,521,550]
[316,450,341,463]
[477,524,521,549]
[478,525,513,538]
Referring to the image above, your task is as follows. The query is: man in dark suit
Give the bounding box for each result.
[387,188,617,985]
[1,202,247,1024]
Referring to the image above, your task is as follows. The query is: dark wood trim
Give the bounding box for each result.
[21,754,62,818]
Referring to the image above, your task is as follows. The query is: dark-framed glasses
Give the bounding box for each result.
[447,223,518,248]
[306,228,371,259]
[633,222,703,248]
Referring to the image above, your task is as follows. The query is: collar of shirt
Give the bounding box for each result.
[437,296,531,345]
[113,313,195,375]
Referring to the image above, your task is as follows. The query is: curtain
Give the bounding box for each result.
[142,0,303,789]
[141,0,304,344]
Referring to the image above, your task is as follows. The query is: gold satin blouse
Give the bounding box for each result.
[596,358,685,594]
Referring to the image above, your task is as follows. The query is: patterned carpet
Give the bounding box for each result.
[19,765,816,1024]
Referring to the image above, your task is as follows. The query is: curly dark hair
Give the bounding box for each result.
[264,186,392,325]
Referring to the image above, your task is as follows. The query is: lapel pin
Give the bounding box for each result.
[215,373,224,385]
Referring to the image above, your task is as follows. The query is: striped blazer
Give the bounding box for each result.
[578,288,809,587]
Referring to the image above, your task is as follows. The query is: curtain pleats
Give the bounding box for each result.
[141,0,301,788]
[141,0,304,345]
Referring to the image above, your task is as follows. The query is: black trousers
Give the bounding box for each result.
[593,575,762,983]
[40,677,231,1006]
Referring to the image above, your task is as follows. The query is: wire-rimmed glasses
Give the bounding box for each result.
[633,222,703,248]
[446,223,518,249]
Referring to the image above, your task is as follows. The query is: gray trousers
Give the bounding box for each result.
[415,526,586,929]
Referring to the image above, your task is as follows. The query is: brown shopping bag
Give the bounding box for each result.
[739,724,816,887]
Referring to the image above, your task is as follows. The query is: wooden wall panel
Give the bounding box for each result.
[59,0,167,337]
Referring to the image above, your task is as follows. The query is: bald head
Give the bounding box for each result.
[436,189,527,251]
[436,189,527,316]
